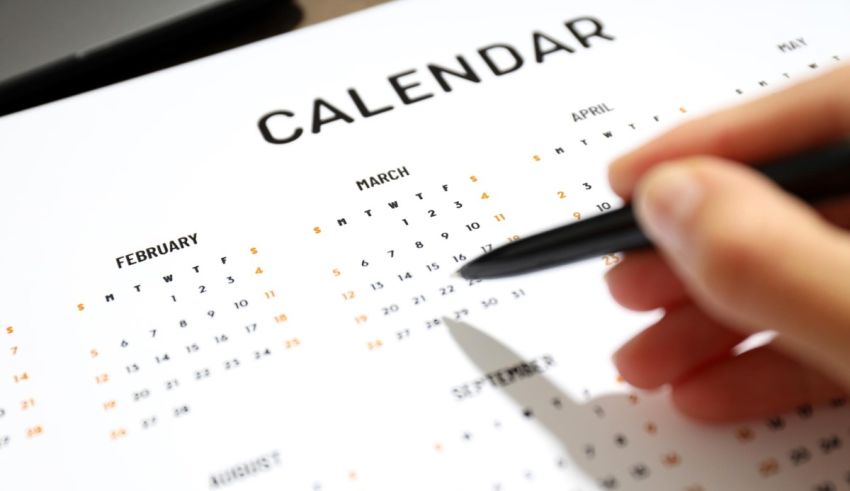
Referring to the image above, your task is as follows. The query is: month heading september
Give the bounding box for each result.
[115,233,199,269]
[257,15,615,145]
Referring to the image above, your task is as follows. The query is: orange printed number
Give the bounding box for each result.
[602,254,620,266]
[367,339,383,350]
[26,425,44,438]
[110,428,128,440]
[758,458,779,477]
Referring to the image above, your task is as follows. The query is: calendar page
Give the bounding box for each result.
[1,0,849,489]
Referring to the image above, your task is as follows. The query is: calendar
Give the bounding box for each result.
[1,0,849,489]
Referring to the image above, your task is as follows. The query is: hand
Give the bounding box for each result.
[606,65,850,422]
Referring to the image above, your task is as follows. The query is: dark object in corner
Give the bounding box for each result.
[0,0,302,117]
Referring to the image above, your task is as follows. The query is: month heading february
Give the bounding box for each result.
[115,233,199,269]
[257,16,615,145]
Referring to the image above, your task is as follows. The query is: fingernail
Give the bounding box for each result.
[634,165,704,253]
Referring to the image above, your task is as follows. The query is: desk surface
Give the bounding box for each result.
[298,0,393,28]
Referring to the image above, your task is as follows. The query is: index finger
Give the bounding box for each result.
[609,65,850,200]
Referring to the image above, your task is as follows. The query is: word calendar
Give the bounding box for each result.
[1,0,849,489]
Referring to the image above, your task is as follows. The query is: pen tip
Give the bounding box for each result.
[454,264,474,279]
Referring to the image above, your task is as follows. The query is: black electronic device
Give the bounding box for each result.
[0,0,301,117]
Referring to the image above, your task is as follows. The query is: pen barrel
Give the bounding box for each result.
[761,140,850,203]
[574,207,650,257]
[459,140,850,280]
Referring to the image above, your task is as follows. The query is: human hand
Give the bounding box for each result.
[606,65,850,422]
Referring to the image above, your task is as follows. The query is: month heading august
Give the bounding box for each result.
[257,15,615,145]
[115,233,199,269]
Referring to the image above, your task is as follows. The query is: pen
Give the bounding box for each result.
[458,139,850,279]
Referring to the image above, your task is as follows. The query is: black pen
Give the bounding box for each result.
[458,139,850,280]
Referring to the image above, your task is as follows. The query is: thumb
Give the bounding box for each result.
[633,157,850,388]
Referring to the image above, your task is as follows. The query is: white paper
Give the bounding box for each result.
[1,0,849,489]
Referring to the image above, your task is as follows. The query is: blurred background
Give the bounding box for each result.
[0,0,392,116]
[302,0,389,26]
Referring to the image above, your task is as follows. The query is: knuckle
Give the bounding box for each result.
[836,63,850,82]
[816,65,850,132]
[704,120,744,157]
[698,236,754,303]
